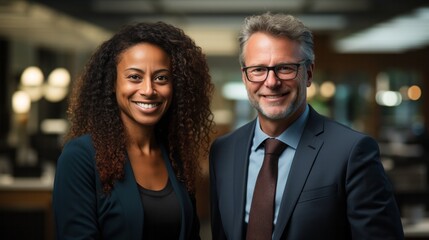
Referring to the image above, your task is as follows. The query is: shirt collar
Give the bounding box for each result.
[253,104,309,150]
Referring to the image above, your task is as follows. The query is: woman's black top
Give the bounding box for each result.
[138,180,181,239]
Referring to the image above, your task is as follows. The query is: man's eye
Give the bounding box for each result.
[277,65,295,73]
[251,67,266,73]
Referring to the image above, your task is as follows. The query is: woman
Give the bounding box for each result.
[52,21,214,239]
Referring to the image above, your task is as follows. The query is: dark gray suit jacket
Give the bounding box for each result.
[53,134,200,240]
[210,106,403,240]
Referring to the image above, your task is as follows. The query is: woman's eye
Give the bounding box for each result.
[154,75,170,82]
[128,74,142,81]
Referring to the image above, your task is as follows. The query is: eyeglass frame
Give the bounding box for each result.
[241,60,308,83]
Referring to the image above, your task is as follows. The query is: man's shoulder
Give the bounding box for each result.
[307,107,375,146]
[314,114,375,146]
[216,120,255,142]
[323,116,367,137]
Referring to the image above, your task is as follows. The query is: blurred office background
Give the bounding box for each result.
[1,0,429,239]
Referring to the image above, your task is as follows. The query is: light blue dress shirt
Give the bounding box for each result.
[245,105,309,225]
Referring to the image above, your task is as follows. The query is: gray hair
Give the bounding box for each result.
[238,12,315,67]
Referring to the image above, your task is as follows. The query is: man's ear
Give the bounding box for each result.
[306,63,314,87]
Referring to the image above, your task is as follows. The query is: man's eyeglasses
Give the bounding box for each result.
[242,61,307,83]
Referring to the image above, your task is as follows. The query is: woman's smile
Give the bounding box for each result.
[134,101,162,110]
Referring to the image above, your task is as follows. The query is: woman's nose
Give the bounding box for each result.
[140,79,155,96]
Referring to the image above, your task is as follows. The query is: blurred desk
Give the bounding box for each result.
[0,174,53,190]
[0,171,54,240]
[404,218,429,240]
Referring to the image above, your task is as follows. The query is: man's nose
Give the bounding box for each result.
[264,69,281,88]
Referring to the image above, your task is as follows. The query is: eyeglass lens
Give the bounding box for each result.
[245,64,300,82]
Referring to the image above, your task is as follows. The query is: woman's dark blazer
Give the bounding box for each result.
[53,134,200,240]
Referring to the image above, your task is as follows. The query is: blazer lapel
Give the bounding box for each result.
[160,145,193,240]
[114,159,143,240]
[273,107,324,240]
[115,146,192,240]
[233,120,256,240]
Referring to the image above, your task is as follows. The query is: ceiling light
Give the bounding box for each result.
[335,7,429,53]
[408,85,422,100]
[222,82,248,100]
[12,90,31,114]
[47,68,71,88]
[21,66,44,87]
[376,90,402,106]
[320,81,336,98]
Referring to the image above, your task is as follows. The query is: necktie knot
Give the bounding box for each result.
[264,138,287,156]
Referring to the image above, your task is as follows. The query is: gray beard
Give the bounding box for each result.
[250,94,305,120]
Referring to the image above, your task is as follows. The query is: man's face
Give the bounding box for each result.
[241,32,313,123]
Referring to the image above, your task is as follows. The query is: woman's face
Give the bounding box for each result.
[115,43,173,129]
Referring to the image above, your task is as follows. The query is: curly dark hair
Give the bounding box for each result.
[65,21,214,193]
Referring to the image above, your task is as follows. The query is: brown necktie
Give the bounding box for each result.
[246,138,287,240]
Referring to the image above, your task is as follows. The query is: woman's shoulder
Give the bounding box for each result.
[63,134,94,151]
[54,134,100,200]
[58,134,96,170]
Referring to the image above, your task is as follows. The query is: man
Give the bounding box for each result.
[209,12,404,240]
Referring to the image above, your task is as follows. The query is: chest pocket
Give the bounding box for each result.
[298,184,337,203]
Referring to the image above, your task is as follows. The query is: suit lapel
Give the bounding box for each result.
[233,120,256,240]
[273,107,325,240]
